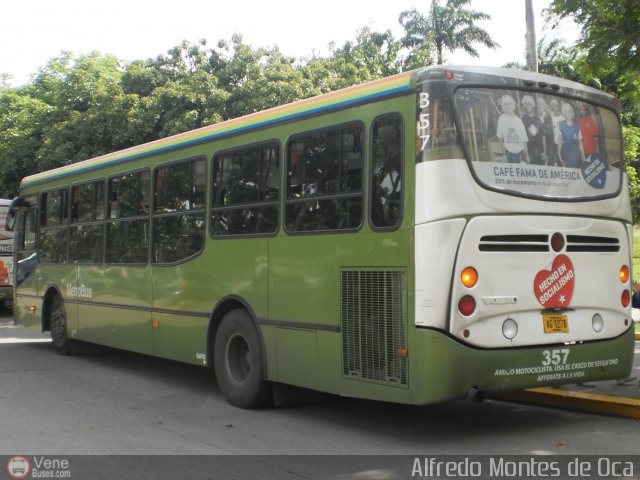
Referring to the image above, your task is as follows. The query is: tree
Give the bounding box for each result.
[303,27,405,93]
[546,0,640,73]
[546,0,640,124]
[399,0,498,65]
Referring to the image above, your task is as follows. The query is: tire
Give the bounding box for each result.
[49,294,73,355]
[213,309,272,408]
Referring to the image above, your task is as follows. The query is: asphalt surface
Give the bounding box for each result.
[2,311,639,420]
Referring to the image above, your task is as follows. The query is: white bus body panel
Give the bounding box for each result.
[415,160,632,348]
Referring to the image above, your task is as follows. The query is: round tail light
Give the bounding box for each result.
[621,289,631,308]
[458,295,476,316]
[619,265,630,283]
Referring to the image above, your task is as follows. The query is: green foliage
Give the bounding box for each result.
[624,126,640,221]
[1,0,639,224]
[399,0,498,65]
[0,28,413,196]
[547,0,640,73]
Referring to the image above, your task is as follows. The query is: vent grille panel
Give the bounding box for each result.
[566,235,620,252]
[341,270,407,386]
[479,235,549,252]
[479,234,621,253]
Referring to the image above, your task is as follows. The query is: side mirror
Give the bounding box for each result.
[5,196,24,232]
[5,207,16,232]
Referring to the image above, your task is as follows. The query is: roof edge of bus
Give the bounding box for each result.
[415,65,616,99]
[19,70,417,189]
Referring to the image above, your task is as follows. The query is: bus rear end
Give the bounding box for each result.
[412,67,635,403]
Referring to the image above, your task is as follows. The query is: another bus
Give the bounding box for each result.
[0,199,14,310]
[7,66,635,408]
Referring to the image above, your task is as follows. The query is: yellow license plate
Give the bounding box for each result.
[543,313,568,333]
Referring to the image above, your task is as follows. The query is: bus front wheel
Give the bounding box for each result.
[213,309,272,408]
[49,294,73,355]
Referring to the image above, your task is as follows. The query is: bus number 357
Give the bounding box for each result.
[542,349,570,366]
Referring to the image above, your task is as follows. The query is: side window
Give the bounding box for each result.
[70,181,105,264]
[371,115,403,229]
[39,189,68,264]
[211,143,279,236]
[106,170,150,264]
[152,158,205,264]
[286,124,363,232]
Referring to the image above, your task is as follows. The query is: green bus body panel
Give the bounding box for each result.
[410,327,636,404]
[76,265,153,354]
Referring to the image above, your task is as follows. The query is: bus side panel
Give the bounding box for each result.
[77,265,153,354]
[14,262,42,331]
[268,230,411,394]
[151,238,269,366]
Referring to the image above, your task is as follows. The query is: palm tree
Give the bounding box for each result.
[399,0,499,65]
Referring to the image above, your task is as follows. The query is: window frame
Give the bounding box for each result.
[368,112,405,232]
[210,139,281,238]
[284,121,365,235]
[38,187,69,264]
[151,156,207,265]
[105,168,151,266]
[69,178,106,265]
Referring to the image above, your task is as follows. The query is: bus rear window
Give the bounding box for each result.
[453,88,623,199]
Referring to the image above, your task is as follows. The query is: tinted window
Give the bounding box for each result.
[106,170,150,264]
[371,115,403,229]
[153,158,205,263]
[211,143,279,236]
[70,181,105,264]
[452,87,623,199]
[39,189,67,263]
[286,125,363,232]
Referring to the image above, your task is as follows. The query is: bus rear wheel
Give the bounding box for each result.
[49,294,73,355]
[213,309,272,408]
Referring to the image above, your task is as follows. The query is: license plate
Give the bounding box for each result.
[543,313,568,333]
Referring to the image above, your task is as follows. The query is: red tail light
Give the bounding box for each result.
[458,295,476,316]
[621,289,631,308]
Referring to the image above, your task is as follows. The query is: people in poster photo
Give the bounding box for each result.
[558,102,583,168]
[496,94,529,163]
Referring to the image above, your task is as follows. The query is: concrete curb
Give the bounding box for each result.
[492,387,640,419]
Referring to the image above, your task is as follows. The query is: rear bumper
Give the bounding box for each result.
[412,326,635,404]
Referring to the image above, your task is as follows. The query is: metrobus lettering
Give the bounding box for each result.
[67,283,93,299]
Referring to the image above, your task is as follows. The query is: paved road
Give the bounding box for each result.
[1,312,639,478]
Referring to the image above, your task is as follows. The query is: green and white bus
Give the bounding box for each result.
[7,66,636,408]
[0,199,14,309]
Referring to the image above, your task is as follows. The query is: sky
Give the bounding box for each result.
[1,0,580,87]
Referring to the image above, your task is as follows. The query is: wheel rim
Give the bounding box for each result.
[225,333,251,386]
